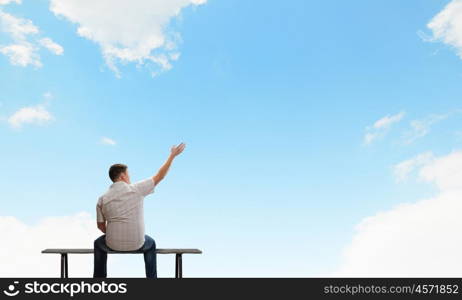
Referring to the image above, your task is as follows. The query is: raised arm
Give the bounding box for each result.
[152,143,186,185]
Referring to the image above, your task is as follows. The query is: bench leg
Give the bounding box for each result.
[60,254,69,278]
[175,254,182,278]
[64,254,68,278]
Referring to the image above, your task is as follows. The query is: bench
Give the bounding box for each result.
[41,248,202,278]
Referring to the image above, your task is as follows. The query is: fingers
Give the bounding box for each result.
[175,142,186,154]
[170,142,186,156]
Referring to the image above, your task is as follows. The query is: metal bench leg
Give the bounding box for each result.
[175,254,182,278]
[64,253,68,278]
[60,254,69,278]
[60,254,65,278]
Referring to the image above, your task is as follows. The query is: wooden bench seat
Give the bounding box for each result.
[42,248,202,278]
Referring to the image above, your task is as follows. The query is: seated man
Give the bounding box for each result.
[94,143,186,278]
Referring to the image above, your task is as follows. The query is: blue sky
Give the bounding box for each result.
[2,0,462,277]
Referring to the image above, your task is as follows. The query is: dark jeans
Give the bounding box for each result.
[93,234,157,278]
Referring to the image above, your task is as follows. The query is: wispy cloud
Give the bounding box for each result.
[402,114,448,144]
[373,113,405,129]
[363,111,405,145]
[0,5,63,67]
[393,152,434,182]
[43,91,53,100]
[39,37,64,55]
[7,104,54,128]
[0,0,21,5]
[0,43,40,67]
[101,137,116,146]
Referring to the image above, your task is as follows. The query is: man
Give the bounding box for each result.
[94,143,186,278]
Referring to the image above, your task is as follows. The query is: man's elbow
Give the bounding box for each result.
[152,175,163,185]
[97,222,106,233]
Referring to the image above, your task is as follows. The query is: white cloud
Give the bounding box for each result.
[0,212,99,277]
[0,0,21,5]
[373,112,405,129]
[419,151,462,191]
[333,150,462,276]
[42,92,54,107]
[427,0,462,59]
[0,9,63,67]
[402,114,448,144]
[363,112,405,145]
[101,137,116,146]
[393,152,434,182]
[0,212,177,277]
[0,10,38,38]
[43,91,53,100]
[8,104,53,128]
[0,212,147,277]
[39,37,64,55]
[48,0,206,77]
[363,132,379,145]
[0,42,41,67]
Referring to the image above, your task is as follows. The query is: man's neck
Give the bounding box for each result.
[113,180,128,184]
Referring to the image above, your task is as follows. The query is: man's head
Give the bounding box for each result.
[109,163,130,183]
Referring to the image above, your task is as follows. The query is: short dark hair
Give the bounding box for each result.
[109,164,127,182]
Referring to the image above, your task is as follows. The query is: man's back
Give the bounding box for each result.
[97,178,155,251]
